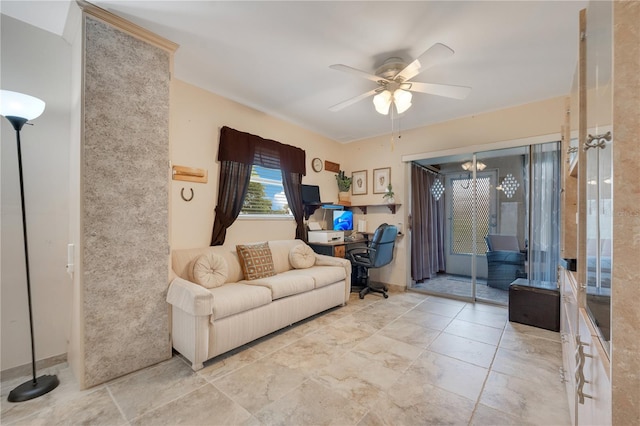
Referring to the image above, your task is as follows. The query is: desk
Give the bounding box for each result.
[308,239,367,258]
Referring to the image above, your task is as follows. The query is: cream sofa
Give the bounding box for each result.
[166,239,351,370]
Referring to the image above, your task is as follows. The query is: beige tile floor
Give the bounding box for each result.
[412,274,510,305]
[1,291,570,425]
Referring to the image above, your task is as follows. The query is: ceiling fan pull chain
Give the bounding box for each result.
[390,107,396,151]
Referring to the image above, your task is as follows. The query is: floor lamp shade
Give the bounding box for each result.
[1,90,45,126]
[1,89,59,402]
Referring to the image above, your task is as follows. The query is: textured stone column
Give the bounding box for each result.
[81,15,172,387]
[612,2,640,424]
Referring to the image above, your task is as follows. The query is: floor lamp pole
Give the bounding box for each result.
[5,116,59,402]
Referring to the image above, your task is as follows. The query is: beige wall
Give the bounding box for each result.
[170,79,565,288]
[337,97,566,287]
[0,13,567,376]
[169,79,344,249]
[0,15,72,372]
[66,1,84,387]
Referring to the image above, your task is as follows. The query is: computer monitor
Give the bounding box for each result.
[333,210,353,231]
[301,184,321,204]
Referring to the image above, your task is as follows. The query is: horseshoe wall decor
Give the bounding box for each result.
[181,187,194,202]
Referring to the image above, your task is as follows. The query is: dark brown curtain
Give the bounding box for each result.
[282,171,306,241]
[210,161,252,245]
[217,127,305,174]
[211,126,306,245]
[411,163,446,281]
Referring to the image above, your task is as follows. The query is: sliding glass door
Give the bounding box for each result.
[441,169,497,299]
[410,142,560,305]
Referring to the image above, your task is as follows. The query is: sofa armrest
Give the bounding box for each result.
[314,253,350,268]
[314,254,352,302]
[167,277,213,316]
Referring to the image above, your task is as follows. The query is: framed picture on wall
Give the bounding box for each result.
[352,170,367,195]
[373,167,391,193]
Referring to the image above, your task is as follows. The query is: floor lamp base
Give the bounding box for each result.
[7,374,59,402]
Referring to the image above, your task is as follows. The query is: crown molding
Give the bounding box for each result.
[76,0,178,53]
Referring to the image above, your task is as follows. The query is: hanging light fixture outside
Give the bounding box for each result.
[461,160,486,171]
[373,89,412,115]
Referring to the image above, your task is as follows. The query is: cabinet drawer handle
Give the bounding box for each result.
[584,131,611,151]
[559,367,569,383]
[574,335,594,404]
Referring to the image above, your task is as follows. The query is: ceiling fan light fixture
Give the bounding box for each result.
[373,90,392,115]
[393,89,412,114]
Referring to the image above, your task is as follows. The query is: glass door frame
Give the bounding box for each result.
[404,135,560,304]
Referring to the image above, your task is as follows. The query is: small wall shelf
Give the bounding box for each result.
[304,202,401,219]
[350,203,401,215]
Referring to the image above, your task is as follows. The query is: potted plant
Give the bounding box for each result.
[383,183,395,204]
[335,170,352,204]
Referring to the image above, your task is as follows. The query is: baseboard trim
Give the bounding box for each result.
[1,353,67,382]
[386,283,406,293]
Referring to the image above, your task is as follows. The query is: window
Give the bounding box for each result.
[240,165,292,216]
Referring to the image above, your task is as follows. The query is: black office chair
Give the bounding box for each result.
[347,223,398,299]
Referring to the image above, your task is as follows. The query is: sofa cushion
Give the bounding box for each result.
[268,240,304,273]
[236,242,276,280]
[243,271,314,300]
[289,243,316,269]
[209,283,273,320]
[285,266,346,289]
[173,246,244,284]
[189,252,228,289]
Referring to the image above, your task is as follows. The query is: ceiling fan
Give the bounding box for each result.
[329,43,471,115]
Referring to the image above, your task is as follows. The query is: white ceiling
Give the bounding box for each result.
[2,0,587,143]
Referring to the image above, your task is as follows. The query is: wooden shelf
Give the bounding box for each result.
[350,203,401,214]
[304,202,401,218]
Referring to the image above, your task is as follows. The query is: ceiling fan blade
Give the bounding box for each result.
[409,82,471,100]
[329,88,379,112]
[395,43,455,82]
[329,64,388,83]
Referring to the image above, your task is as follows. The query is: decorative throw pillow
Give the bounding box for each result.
[190,252,229,289]
[236,242,276,280]
[289,243,316,269]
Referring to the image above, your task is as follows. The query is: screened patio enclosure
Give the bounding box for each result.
[409,142,560,305]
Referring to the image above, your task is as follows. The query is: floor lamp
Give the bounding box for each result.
[1,90,59,402]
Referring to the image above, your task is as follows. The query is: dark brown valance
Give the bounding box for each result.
[218,126,306,175]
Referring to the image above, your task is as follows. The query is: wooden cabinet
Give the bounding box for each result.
[560,268,611,426]
[560,268,578,424]
[576,307,611,426]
